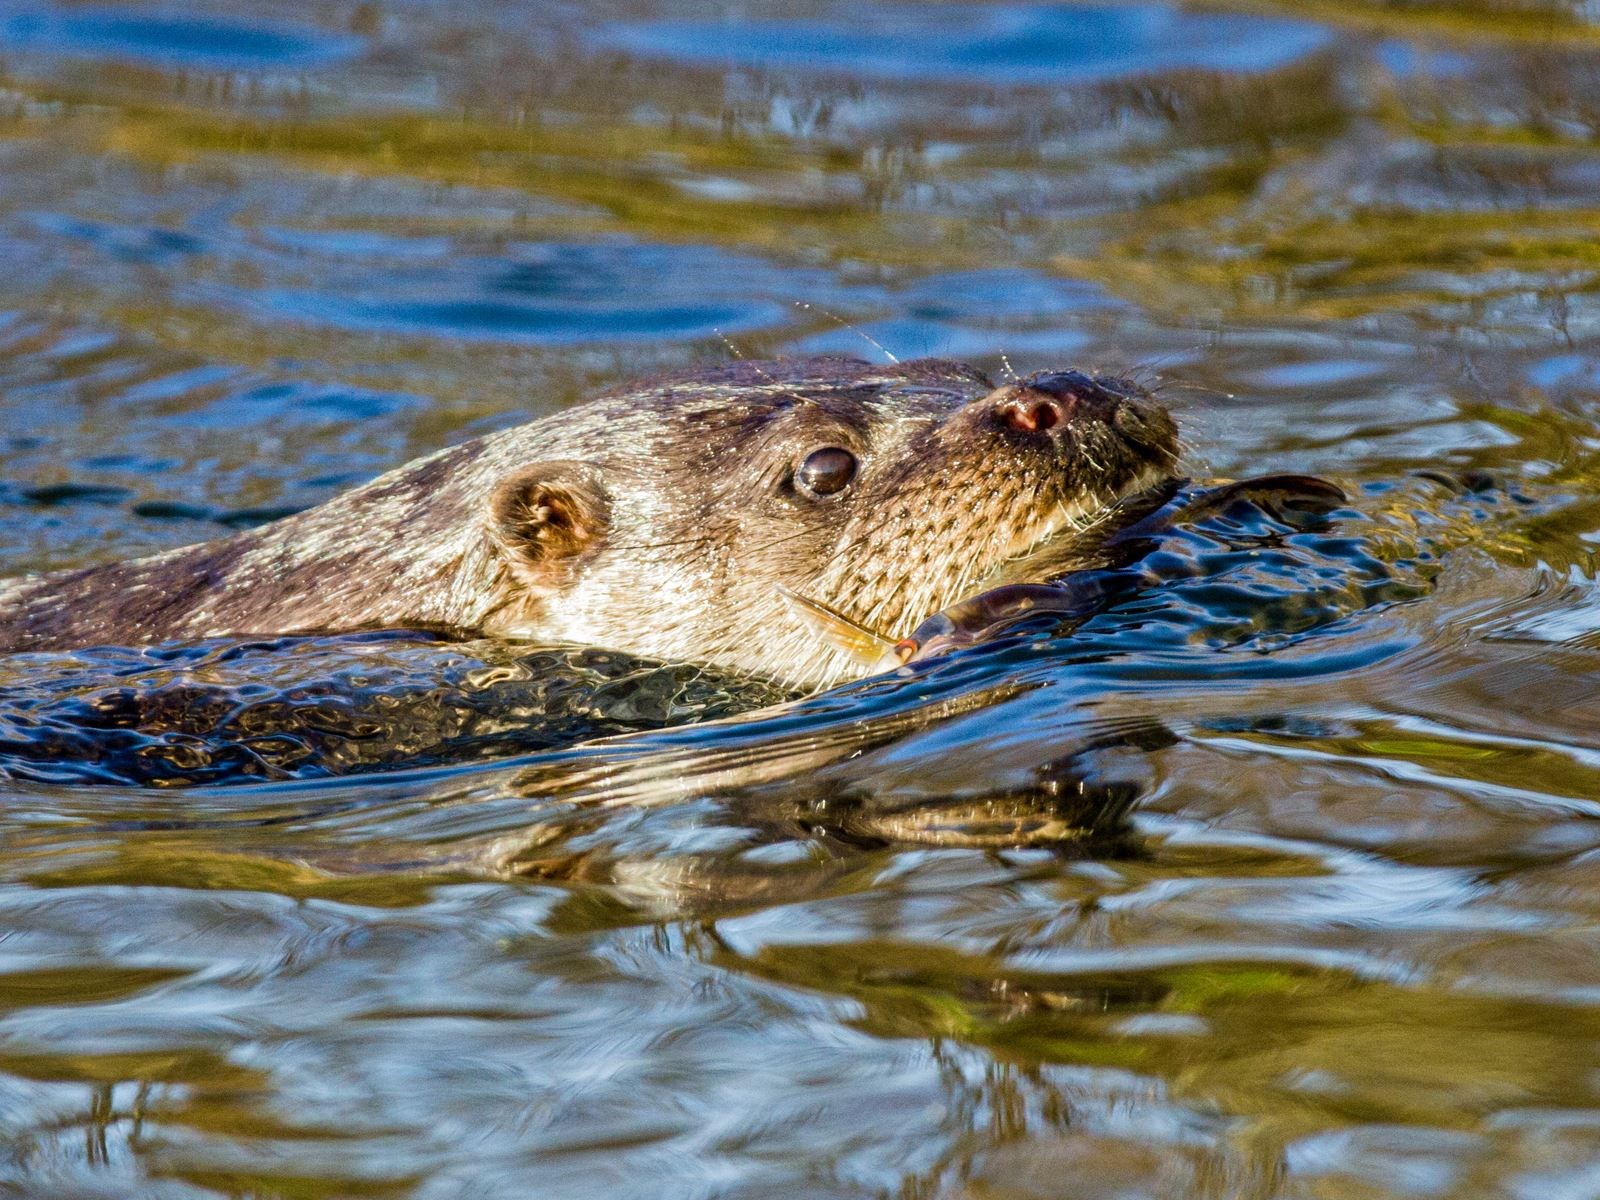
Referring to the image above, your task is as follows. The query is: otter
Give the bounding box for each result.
[0,355,1178,690]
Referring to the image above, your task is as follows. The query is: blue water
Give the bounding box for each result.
[0,0,1598,1196]
[2,7,361,68]
[600,3,1331,83]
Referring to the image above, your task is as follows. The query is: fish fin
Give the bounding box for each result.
[776,586,896,666]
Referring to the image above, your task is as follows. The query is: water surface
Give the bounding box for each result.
[2,0,1600,1196]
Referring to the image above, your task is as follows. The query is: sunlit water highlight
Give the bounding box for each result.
[2,0,1600,1196]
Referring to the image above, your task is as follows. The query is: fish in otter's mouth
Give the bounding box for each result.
[0,355,1178,692]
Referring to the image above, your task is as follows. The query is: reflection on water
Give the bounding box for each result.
[2,8,363,69]
[0,633,786,786]
[252,240,804,344]
[598,3,1332,82]
[2,0,1600,1196]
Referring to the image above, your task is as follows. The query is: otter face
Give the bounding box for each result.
[479,356,1178,690]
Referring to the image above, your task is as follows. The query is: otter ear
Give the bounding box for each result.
[488,461,610,588]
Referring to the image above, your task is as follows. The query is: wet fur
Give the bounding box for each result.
[0,356,1177,689]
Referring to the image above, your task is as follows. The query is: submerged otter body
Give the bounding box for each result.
[0,356,1177,690]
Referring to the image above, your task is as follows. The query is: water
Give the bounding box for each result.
[2,0,1600,1195]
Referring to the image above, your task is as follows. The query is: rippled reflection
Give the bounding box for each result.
[2,0,1600,1196]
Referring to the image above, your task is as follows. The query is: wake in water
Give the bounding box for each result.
[0,469,1536,804]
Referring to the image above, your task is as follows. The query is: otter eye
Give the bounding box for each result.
[795,447,857,499]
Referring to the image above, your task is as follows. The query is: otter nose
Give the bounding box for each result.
[996,390,1070,433]
[995,371,1118,435]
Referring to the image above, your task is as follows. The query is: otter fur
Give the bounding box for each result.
[0,356,1177,689]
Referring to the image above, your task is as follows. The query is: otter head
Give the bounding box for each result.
[475,356,1177,690]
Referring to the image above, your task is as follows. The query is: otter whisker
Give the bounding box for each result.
[1150,378,1236,409]
[794,301,900,364]
[711,329,783,389]
[598,533,721,556]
